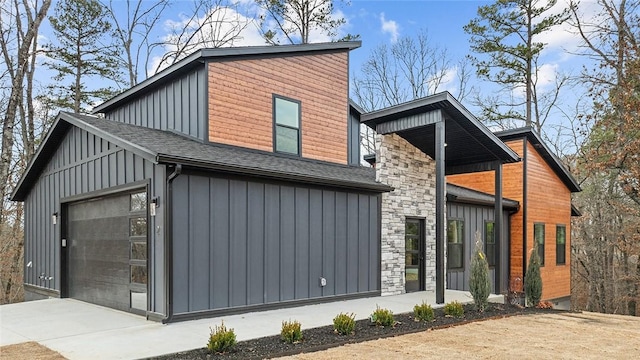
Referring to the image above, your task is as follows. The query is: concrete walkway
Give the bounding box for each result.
[0,290,503,359]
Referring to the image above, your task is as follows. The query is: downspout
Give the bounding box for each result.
[163,163,182,324]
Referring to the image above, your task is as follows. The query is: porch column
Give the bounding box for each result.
[494,161,503,294]
[435,120,445,304]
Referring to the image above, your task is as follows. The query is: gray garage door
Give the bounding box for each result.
[67,190,147,314]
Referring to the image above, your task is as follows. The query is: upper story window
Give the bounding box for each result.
[273,95,301,155]
[534,223,545,266]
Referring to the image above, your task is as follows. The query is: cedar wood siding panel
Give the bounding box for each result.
[447,139,525,290]
[525,141,572,300]
[207,52,349,164]
[23,126,167,314]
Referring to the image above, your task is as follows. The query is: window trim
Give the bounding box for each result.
[272,94,302,156]
[534,222,545,266]
[446,218,465,270]
[556,224,567,265]
[484,220,496,268]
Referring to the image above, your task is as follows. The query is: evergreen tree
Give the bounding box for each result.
[46,0,122,113]
[525,243,543,307]
[469,231,491,312]
[464,0,570,132]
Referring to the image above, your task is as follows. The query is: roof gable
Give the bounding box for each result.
[495,127,581,192]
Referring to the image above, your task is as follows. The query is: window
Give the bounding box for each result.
[534,223,545,266]
[485,221,496,267]
[447,220,464,269]
[130,192,146,211]
[273,95,301,155]
[556,225,566,265]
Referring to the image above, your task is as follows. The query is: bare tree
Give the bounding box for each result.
[570,0,640,316]
[0,0,52,304]
[102,0,170,87]
[153,0,252,73]
[351,30,473,155]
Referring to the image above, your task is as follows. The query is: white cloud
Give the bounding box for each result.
[427,67,458,95]
[379,12,399,43]
[534,63,560,91]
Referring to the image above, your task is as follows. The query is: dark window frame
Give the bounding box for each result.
[405,217,425,292]
[447,219,465,270]
[534,222,545,266]
[272,94,302,156]
[485,221,496,268]
[556,224,566,265]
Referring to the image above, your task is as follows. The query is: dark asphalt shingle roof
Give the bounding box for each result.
[12,112,391,201]
[446,183,520,210]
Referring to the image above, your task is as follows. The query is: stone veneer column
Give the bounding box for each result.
[377,133,437,295]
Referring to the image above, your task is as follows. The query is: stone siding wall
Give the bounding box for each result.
[377,133,437,295]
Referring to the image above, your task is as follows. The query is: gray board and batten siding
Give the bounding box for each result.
[104,66,208,141]
[171,171,381,316]
[21,122,167,315]
[446,202,511,294]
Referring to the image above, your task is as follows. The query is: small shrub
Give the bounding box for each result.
[370,305,394,327]
[333,312,356,335]
[413,301,435,322]
[281,319,303,344]
[207,321,237,354]
[536,301,553,309]
[525,243,543,307]
[469,231,491,312]
[443,301,464,318]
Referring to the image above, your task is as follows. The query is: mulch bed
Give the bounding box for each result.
[149,303,557,360]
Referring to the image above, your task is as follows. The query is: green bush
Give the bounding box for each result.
[413,301,435,322]
[370,305,394,327]
[443,301,464,318]
[469,230,491,312]
[525,243,543,307]
[333,312,356,335]
[281,319,303,344]
[207,321,237,354]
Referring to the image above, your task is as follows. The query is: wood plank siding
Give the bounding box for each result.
[207,52,349,164]
[447,138,571,300]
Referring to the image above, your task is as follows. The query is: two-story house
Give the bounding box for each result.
[13,42,531,322]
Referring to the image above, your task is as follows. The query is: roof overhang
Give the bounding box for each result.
[446,183,520,211]
[361,92,520,175]
[496,127,582,192]
[93,41,362,114]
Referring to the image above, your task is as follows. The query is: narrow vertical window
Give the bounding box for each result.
[273,95,301,155]
[534,223,545,266]
[556,225,566,265]
[485,221,496,267]
[447,220,464,269]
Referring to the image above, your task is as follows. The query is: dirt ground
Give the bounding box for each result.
[0,342,65,360]
[280,312,640,360]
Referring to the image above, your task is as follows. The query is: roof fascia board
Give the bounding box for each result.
[376,109,443,134]
[156,154,393,193]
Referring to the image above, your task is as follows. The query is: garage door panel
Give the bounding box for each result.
[67,191,146,313]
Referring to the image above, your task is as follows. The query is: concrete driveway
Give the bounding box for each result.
[0,290,499,359]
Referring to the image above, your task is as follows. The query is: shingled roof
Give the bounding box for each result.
[11,112,392,201]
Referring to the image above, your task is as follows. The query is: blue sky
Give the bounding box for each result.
[36,0,597,152]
